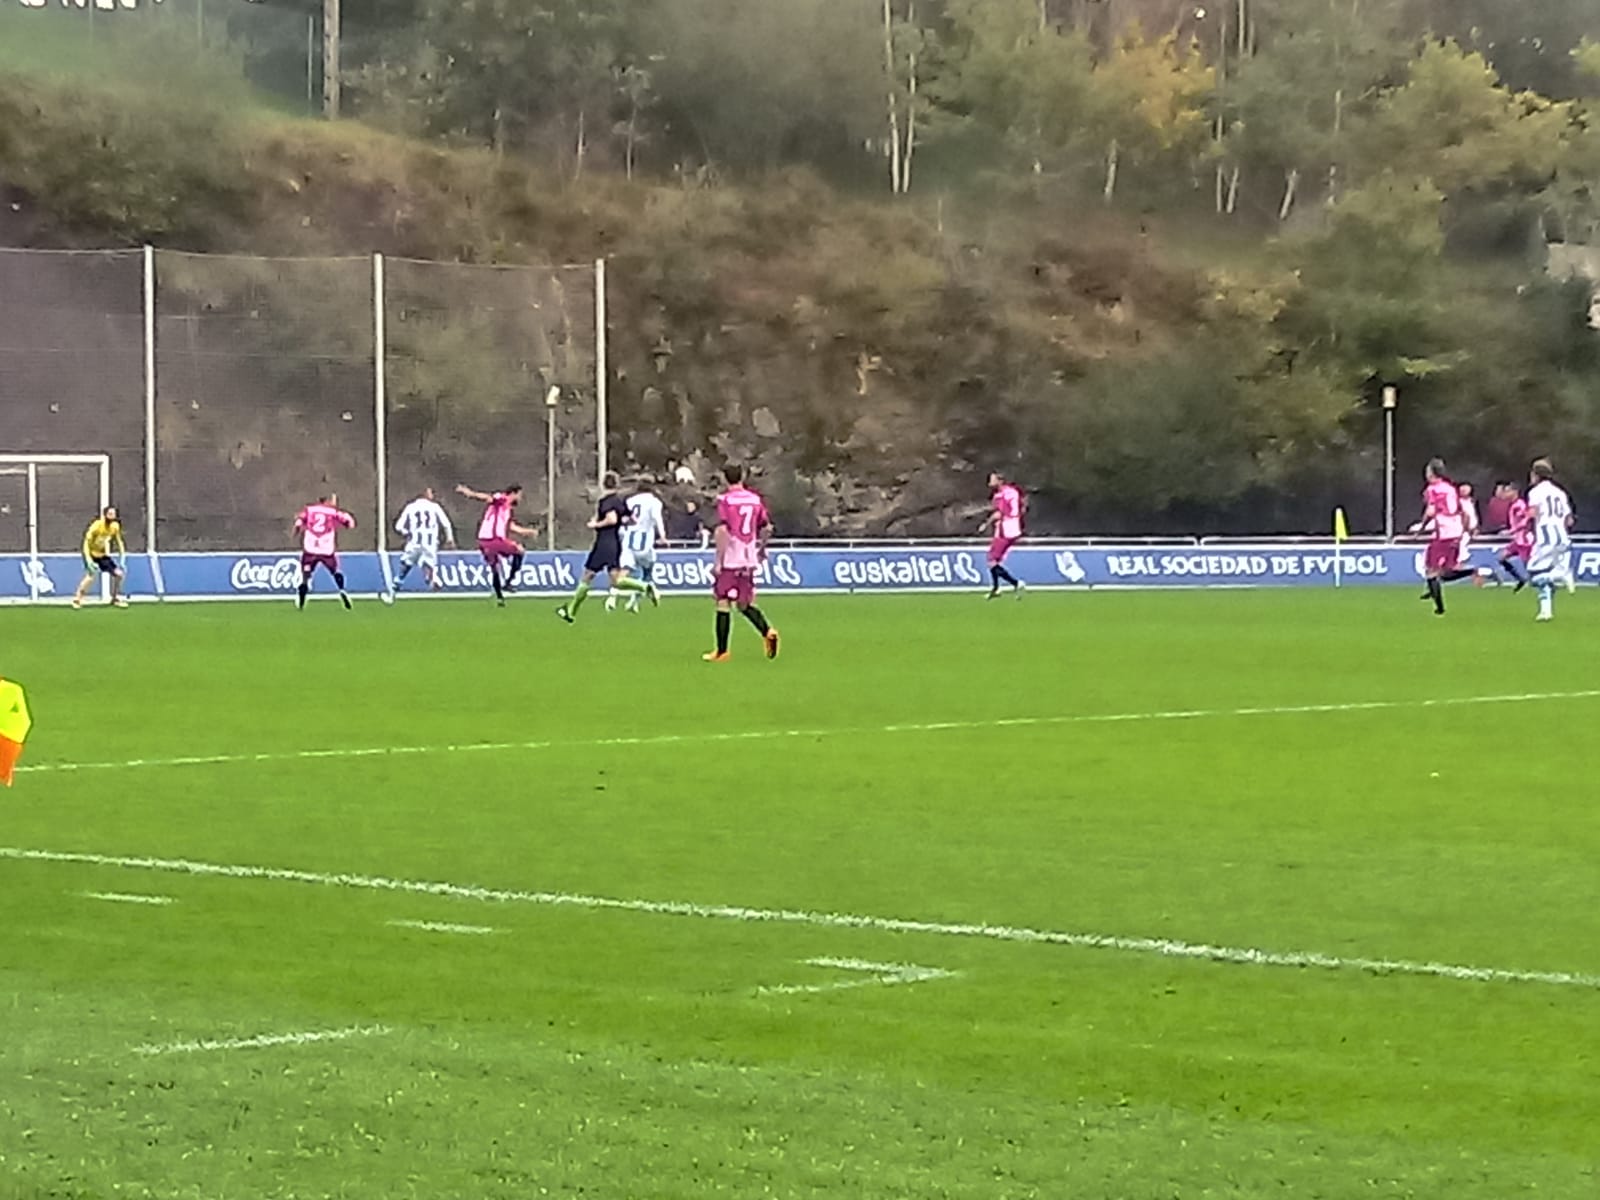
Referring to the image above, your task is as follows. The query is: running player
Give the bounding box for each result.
[457,483,537,606]
[1493,480,1532,590]
[608,477,667,613]
[1410,459,1472,615]
[704,463,779,662]
[982,472,1025,599]
[557,471,655,622]
[388,486,455,599]
[293,493,356,610]
[1527,458,1575,621]
[72,506,128,609]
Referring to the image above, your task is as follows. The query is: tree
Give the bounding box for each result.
[1089,30,1213,203]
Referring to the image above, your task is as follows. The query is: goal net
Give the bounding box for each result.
[0,455,111,604]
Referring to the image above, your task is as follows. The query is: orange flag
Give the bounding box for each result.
[0,678,31,787]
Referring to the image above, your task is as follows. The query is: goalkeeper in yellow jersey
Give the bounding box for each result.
[73,506,129,609]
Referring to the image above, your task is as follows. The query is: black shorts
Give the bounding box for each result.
[90,556,121,575]
[585,544,622,574]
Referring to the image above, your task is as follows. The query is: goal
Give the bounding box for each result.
[0,454,111,604]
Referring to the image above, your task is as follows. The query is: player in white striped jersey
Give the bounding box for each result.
[1526,458,1576,622]
[608,478,668,613]
[386,487,455,601]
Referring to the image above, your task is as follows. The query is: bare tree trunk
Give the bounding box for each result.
[574,108,586,181]
[492,105,505,157]
[1039,0,1048,33]
[1327,85,1343,202]
[1237,0,1246,55]
[1225,164,1240,214]
[882,0,903,194]
[1279,166,1299,221]
[900,0,919,194]
[624,109,637,181]
[1104,138,1120,203]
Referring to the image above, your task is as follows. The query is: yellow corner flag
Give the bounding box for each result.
[1334,507,1350,544]
[0,677,32,787]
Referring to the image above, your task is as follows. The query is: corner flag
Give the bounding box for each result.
[0,678,32,787]
[1333,508,1350,589]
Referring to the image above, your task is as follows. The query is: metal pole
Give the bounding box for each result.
[143,244,157,555]
[373,254,391,593]
[25,463,38,604]
[306,15,316,112]
[594,258,607,485]
[1382,385,1397,541]
[546,386,559,551]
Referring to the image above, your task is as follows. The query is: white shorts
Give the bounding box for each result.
[400,544,439,571]
[1529,544,1572,576]
[620,547,656,573]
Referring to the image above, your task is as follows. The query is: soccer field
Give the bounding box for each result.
[3,590,1598,1198]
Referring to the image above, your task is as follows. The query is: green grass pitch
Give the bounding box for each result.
[2,589,1597,1198]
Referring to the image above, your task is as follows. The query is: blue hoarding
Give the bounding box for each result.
[0,542,1590,601]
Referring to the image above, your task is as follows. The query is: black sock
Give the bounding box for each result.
[396,563,412,582]
[490,564,504,601]
[742,605,770,636]
[297,582,308,608]
[716,610,731,654]
[992,564,1018,588]
[1442,568,1474,583]
[506,553,524,586]
[1429,577,1445,613]
[333,572,347,592]
[1504,558,1529,584]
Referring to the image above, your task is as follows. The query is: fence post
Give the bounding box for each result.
[595,257,607,486]
[143,244,157,555]
[374,252,391,594]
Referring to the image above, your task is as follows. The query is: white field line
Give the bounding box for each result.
[13,689,1600,777]
[759,956,958,996]
[132,1024,390,1056]
[81,891,175,906]
[6,846,1598,992]
[388,918,498,935]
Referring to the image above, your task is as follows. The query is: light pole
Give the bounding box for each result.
[545,385,560,551]
[1382,384,1398,541]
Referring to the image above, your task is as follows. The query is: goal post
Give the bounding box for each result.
[0,454,114,604]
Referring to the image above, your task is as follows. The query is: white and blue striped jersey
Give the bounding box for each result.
[1527,479,1573,572]
[624,492,666,555]
[395,497,454,551]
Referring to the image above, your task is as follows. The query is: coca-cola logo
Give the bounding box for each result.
[230,557,302,591]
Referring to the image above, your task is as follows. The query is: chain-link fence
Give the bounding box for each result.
[0,248,144,553]
[0,246,603,553]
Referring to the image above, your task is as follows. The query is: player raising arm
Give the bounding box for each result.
[389,486,455,599]
[704,463,779,662]
[457,484,537,606]
[294,493,357,610]
[73,506,129,609]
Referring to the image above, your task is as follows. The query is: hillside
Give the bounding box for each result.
[5,0,1600,536]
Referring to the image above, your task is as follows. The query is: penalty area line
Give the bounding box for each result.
[4,845,1598,993]
[14,688,1600,777]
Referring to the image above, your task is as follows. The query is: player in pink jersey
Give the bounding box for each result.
[982,472,1026,599]
[1493,480,1533,590]
[1408,458,1476,615]
[456,483,538,606]
[704,462,779,662]
[293,493,357,610]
